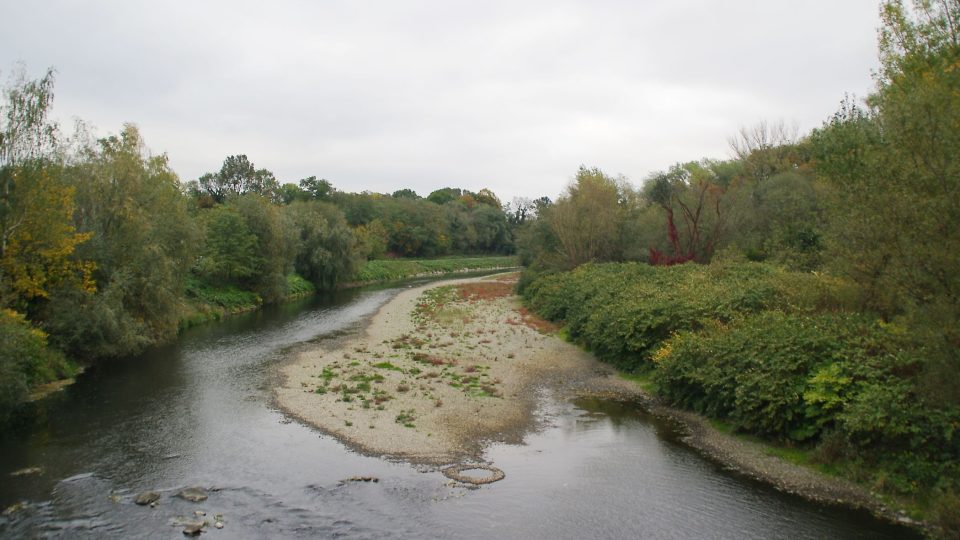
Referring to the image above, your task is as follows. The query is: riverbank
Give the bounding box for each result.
[638,395,929,534]
[276,273,637,464]
[276,271,930,536]
[342,256,519,287]
[180,258,518,329]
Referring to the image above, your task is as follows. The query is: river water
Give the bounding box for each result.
[0,278,918,539]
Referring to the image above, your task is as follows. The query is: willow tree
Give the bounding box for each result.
[45,125,198,358]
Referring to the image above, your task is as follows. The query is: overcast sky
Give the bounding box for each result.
[2,0,882,202]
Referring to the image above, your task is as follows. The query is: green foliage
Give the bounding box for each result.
[522,261,836,370]
[426,187,464,205]
[547,166,633,268]
[353,219,389,260]
[722,170,825,270]
[231,194,295,303]
[525,260,960,507]
[653,310,960,496]
[332,189,515,256]
[298,176,333,201]
[1,67,94,311]
[184,277,261,310]
[0,309,76,422]
[285,200,357,290]
[352,256,517,282]
[198,154,279,203]
[45,125,198,358]
[285,273,316,297]
[198,205,260,283]
[808,1,960,412]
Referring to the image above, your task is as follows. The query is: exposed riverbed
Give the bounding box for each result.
[0,276,919,538]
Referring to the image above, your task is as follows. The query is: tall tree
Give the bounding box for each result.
[0,66,92,310]
[285,201,357,289]
[643,162,726,265]
[198,154,279,203]
[46,125,197,357]
[812,0,960,403]
[549,167,629,268]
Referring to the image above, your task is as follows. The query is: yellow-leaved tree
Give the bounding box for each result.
[0,65,93,310]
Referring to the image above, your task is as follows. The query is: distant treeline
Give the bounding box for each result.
[0,70,524,418]
[518,1,959,532]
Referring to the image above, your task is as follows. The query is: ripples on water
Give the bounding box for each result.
[0,279,919,539]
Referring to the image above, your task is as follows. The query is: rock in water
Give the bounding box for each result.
[182,521,205,536]
[134,491,161,505]
[176,487,208,502]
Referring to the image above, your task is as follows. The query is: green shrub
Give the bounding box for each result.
[653,311,880,441]
[524,261,960,500]
[523,262,801,370]
[652,310,959,495]
[285,273,316,297]
[0,309,77,422]
[185,276,261,310]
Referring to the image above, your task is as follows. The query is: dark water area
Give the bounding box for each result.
[0,277,920,539]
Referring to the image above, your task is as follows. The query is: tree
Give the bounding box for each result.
[811,0,960,404]
[299,176,333,200]
[505,197,534,226]
[471,204,511,253]
[383,197,449,257]
[443,201,477,252]
[643,161,726,265]
[286,201,357,289]
[549,166,629,268]
[427,187,464,205]
[45,124,197,357]
[728,120,802,184]
[353,219,389,260]
[0,166,94,308]
[391,188,420,199]
[231,194,294,303]
[198,205,259,283]
[474,188,501,208]
[278,183,306,204]
[198,154,279,203]
[0,66,93,311]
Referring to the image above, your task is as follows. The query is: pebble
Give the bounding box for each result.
[182,521,204,536]
[176,487,208,502]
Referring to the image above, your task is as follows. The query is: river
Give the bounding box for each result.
[0,277,919,539]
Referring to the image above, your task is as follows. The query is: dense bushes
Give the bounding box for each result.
[522,261,854,371]
[523,261,960,499]
[0,310,76,422]
[654,310,959,495]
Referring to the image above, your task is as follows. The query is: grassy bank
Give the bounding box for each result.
[180,256,518,330]
[349,256,518,284]
[179,274,316,330]
[522,261,959,536]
